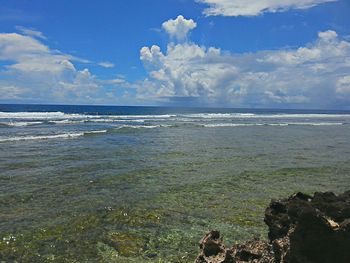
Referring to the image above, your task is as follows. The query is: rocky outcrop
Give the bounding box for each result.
[195,191,350,263]
[195,231,274,263]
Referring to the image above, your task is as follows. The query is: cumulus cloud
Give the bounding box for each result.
[140,44,229,100]
[0,33,49,58]
[98,61,115,68]
[138,27,350,108]
[0,33,75,73]
[162,15,197,41]
[197,0,337,17]
[336,76,350,94]
[261,30,348,65]
[0,30,140,105]
[0,85,29,100]
[0,32,103,103]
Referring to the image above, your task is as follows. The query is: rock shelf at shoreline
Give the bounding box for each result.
[195,191,350,263]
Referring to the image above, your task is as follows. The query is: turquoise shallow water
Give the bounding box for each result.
[0,105,350,262]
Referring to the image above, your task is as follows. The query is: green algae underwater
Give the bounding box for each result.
[2,165,350,262]
[1,108,350,262]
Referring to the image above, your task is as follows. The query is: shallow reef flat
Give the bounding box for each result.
[1,165,350,262]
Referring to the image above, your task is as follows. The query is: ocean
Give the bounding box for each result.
[1,104,350,262]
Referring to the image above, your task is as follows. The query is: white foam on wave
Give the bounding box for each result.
[84,130,108,134]
[115,124,172,129]
[88,118,146,123]
[286,122,344,126]
[267,123,289,126]
[50,119,86,124]
[0,129,108,142]
[107,114,176,119]
[184,113,350,119]
[0,111,177,123]
[203,122,344,128]
[2,112,349,128]
[0,121,44,127]
[268,122,344,126]
[0,111,87,119]
[203,123,260,127]
[50,118,147,124]
[186,113,255,119]
[0,132,84,142]
[255,114,350,119]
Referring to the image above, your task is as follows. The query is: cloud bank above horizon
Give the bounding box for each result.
[139,16,350,108]
[1,21,350,108]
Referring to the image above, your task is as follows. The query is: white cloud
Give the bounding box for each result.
[197,0,337,17]
[2,22,349,108]
[15,26,47,39]
[0,31,138,105]
[107,78,126,85]
[0,33,49,59]
[0,32,102,103]
[0,85,28,99]
[57,68,100,99]
[0,33,75,73]
[98,61,115,68]
[261,30,348,65]
[336,76,350,94]
[140,44,231,100]
[162,15,197,41]
[138,28,350,108]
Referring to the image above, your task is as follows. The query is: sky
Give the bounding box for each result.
[0,0,350,109]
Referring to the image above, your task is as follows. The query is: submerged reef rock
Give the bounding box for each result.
[196,191,350,263]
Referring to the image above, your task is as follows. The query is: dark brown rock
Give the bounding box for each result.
[195,232,274,263]
[195,230,235,263]
[265,190,350,263]
[196,190,350,263]
[232,238,274,263]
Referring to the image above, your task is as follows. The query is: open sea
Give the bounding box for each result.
[1,104,350,262]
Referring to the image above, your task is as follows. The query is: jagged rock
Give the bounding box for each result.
[195,232,273,263]
[271,232,290,263]
[196,191,350,263]
[265,190,350,263]
[232,238,274,263]
[195,230,235,263]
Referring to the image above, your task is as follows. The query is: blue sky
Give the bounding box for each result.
[0,0,350,108]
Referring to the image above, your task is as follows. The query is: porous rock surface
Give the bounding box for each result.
[195,191,350,263]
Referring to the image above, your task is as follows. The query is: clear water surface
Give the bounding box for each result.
[0,104,350,262]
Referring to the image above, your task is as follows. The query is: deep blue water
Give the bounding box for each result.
[1,103,350,115]
[1,104,350,261]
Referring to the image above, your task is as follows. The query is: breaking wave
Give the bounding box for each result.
[0,130,108,143]
[115,124,173,130]
[0,121,44,127]
[202,122,344,128]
